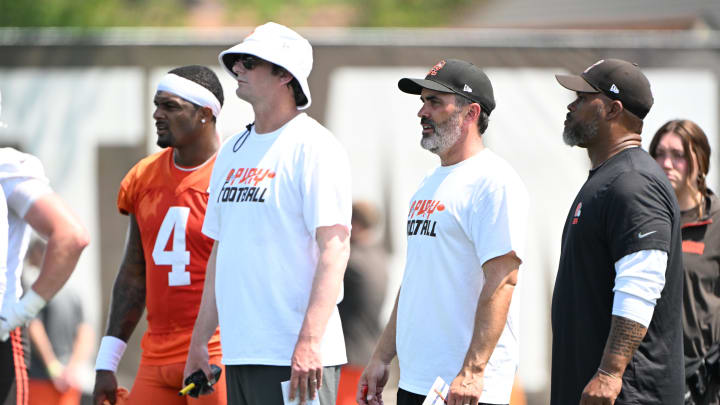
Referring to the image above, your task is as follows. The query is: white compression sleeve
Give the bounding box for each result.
[612,249,667,327]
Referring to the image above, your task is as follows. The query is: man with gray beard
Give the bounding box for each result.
[551,59,684,404]
[357,59,528,405]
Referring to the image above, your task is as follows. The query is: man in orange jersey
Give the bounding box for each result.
[92,65,226,405]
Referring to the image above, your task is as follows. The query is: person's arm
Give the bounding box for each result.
[0,193,89,341]
[24,193,90,300]
[65,322,95,388]
[579,250,665,405]
[29,317,95,392]
[289,224,350,405]
[93,215,146,405]
[27,318,67,388]
[183,240,220,384]
[357,292,398,405]
[578,316,646,405]
[446,253,521,405]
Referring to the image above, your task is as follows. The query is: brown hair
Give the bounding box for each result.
[649,119,711,216]
[270,64,308,107]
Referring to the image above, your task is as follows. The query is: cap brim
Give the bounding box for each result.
[555,74,599,93]
[398,78,454,95]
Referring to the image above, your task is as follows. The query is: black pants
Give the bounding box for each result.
[225,364,340,405]
[0,328,29,405]
[397,388,507,405]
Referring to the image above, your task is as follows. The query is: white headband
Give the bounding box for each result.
[157,73,221,117]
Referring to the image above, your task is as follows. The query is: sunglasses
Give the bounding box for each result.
[234,54,263,70]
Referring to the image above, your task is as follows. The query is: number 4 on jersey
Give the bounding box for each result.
[152,206,191,286]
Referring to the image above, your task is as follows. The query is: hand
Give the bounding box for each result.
[446,368,484,405]
[356,356,390,405]
[93,370,119,405]
[55,364,81,392]
[0,303,32,341]
[65,364,82,389]
[0,289,46,341]
[290,335,323,405]
[579,371,622,405]
[51,366,71,393]
[52,375,71,392]
[182,366,218,398]
[183,343,212,390]
[46,360,68,392]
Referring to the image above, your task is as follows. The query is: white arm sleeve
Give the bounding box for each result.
[612,249,667,327]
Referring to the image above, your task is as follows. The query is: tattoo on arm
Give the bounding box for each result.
[606,316,647,359]
[105,216,147,341]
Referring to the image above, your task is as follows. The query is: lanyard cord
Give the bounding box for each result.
[233,122,254,153]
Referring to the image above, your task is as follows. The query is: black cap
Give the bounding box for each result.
[555,58,654,119]
[398,59,495,115]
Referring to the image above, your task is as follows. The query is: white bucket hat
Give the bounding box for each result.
[219,22,313,110]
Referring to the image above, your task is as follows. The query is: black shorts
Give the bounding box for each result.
[0,328,30,405]
[225,364,340,405]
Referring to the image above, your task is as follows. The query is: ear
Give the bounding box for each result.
[199,106,213,122]
[276,69,294,86]
[605,100,624,120]
[465,102,481,123]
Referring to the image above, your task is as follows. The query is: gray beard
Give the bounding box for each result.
[563,117,599,147]
[421,111,462,155]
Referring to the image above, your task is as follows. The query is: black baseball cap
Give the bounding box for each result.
[555,58,654,119]
[398,58,495,115]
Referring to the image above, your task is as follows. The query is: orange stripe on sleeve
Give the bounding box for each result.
[10,328,28,405]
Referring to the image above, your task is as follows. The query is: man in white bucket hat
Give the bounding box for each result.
[185,22,352,405]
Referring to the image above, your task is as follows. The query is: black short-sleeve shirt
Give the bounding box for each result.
[551,147,684,404]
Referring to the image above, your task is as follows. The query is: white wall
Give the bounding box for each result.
[0,67,146,327]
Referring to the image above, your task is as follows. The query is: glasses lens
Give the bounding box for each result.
[240,55,257,70]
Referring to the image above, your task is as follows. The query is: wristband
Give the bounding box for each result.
[95,336,127,372]
[19,289,47,319]
[0,288,47,341]
[47,359,64,378]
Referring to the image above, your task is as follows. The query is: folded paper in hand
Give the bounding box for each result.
[422,376,449,405]
[281,380,321,405]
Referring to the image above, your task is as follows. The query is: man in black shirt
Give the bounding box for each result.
[551,59,684,404]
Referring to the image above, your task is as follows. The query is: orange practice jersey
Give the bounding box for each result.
[118,148,221,365]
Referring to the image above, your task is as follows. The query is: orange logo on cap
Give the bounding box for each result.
[428,60,446,76]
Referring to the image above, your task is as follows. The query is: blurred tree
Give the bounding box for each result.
[355,0,476,27]
[0,0,187,27]
[0,0,480,27]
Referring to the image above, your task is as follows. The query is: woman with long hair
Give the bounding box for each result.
[650,119,719,405]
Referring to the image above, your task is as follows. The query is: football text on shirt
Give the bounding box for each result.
[407,199,445,237]
[217,167,275,204]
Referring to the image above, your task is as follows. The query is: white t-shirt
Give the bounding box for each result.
[396,148,528,403]
[203,113,352,366]
[0,187,8,312]
[0,148,52,313]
